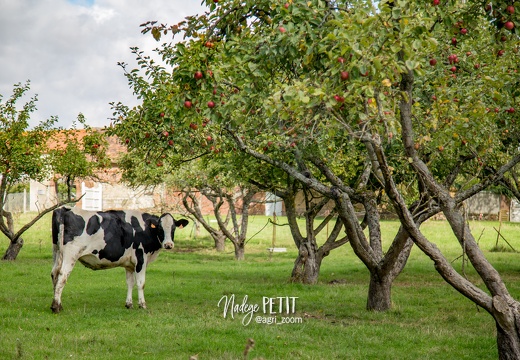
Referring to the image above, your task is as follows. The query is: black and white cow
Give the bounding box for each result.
[50,206,189,313]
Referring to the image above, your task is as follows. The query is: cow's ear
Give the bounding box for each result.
[146,218,159,230]
[176,219,189,229]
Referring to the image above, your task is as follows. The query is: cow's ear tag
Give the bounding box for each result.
[150,223,156,229]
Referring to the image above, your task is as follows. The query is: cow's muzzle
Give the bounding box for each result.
[164,242,174,250]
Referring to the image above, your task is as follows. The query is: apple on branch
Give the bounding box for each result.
[504,21,515,30]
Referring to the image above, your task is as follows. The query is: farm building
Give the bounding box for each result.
[464,191,511,221]
[5,129,269,216]
[5,129,519,222]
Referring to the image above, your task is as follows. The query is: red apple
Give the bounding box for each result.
[431,95,437,101]
[460,28,468,35]
[450,66,457,72]
[451,37,457,45]
[474,63,481,69]
[429,58,437,66]
[157,162,163,167]
[333,95,344,103]
[189,122,198,130]
[168,140,174,146]
[433,0,440,5]
[205,41,214,48]
[340,71,349,80]
[507,107,515,113]
[338,57,345,63]
[206,136,213,142]
[184,100,192,108]
[207,100,216,108]
[125,138,130,144]
[279,27,286,33]
[194,71,203,80]
[160,112,165,117]
[507,5,515,14]
[284,3,289,9]
[505,21,515,30]
[498,49,505,56]
[162,131,169,137]
[448,54,458,64]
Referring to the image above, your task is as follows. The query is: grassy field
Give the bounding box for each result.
[1,212,520,359]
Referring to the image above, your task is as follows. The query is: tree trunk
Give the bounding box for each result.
[234,243,245,261]
[212,232,226,252]
[496,324,520,360]
[492,295,520,359]
[291,243,322,284]
[2,237,24,260]
[367,272,392,311]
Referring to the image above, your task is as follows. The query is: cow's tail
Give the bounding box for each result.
[51,207,69,274]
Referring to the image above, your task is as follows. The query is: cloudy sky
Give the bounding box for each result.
[0,0,206,129]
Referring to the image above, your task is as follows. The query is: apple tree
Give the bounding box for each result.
[126,0,428,308]
[112,0,520,356]
[168,154,261,260]
[111,40,354,275]
[0,82,108,260]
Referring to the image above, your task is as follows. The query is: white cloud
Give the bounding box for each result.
[0,0,206,129]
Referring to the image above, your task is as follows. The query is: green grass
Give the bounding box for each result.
[2,213,520,359]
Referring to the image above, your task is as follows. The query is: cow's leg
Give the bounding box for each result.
[50,245,61,290]
[135,268,147,309]
[51,255,78,313]
[125,269,135,309]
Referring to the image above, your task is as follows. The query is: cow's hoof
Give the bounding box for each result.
[51,301,63,314]
[138,303,147,310]
[125,303,133,309]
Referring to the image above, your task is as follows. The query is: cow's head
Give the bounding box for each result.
[150,214,189,249]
